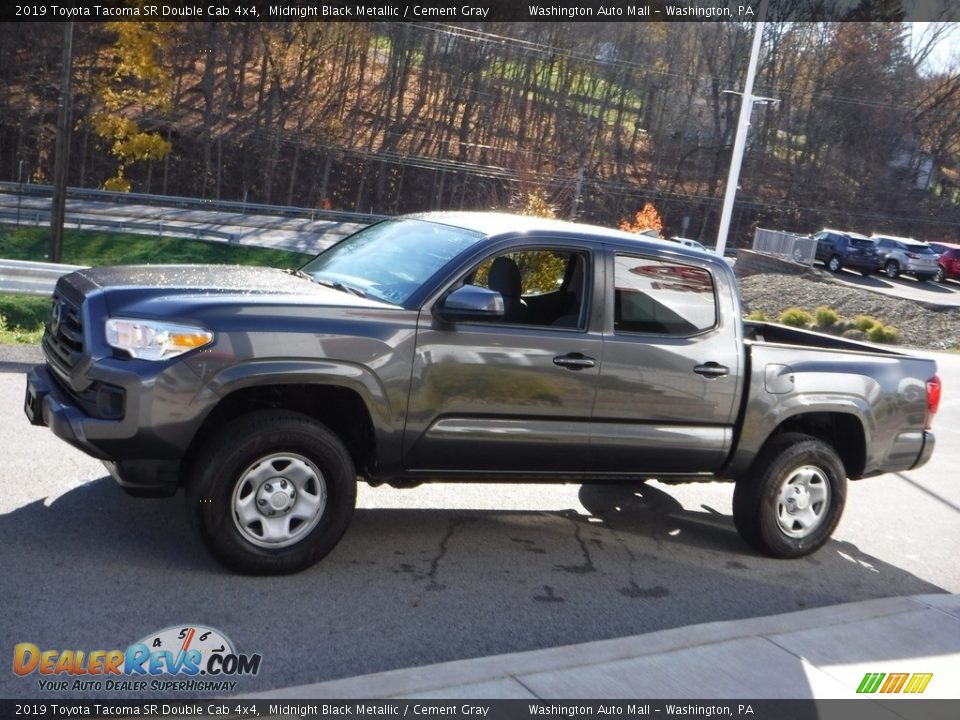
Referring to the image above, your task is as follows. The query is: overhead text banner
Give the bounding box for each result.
[2,700,960,720]
[5,0,958,23]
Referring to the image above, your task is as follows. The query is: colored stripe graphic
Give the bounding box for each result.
[856,672,932,694]
[881,672,910,693]
[904,673,933,693]
[857,673,885,693]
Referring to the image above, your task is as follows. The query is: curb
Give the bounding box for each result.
[242,594,959,700]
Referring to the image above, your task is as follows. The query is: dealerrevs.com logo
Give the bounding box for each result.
[13,625,262,693]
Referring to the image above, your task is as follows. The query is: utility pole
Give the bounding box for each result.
[50,21,74,263]
[16,159,24,226]
[715,0,768,258]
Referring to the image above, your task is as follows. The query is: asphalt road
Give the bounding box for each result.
[1,347,958,700]
[0,192,365,256]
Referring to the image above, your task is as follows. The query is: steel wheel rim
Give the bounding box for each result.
[776,465,831,539]
[829,257,840,272]
[231,452,327,549]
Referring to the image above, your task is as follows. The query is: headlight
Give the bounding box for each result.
[105,318,214,361]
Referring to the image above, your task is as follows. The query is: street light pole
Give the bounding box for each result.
[715,0,768,258]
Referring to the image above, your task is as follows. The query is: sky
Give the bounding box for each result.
[909,22,959,74]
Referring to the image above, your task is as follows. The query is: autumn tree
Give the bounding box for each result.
[619,202,664,236]
[91,21,172,191]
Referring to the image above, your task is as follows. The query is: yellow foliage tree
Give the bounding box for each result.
[519,188,558,219]
[619,202,664,236]
[92,20,173,192]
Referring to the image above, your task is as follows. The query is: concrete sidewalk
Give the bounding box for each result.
[249,594,960,700]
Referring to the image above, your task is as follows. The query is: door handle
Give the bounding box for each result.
[553,352,596,370]
[693,362,729,378]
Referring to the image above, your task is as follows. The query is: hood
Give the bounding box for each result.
[79,264,323,294]
[62,265,396,317]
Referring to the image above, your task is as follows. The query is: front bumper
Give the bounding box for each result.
[25,364,107,457]
[25,363,207,495]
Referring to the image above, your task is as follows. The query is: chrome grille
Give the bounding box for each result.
[43,292,84,371]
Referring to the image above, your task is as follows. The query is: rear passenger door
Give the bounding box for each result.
[590,250,741,474]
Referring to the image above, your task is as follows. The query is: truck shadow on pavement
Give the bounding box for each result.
[0,476,947,698]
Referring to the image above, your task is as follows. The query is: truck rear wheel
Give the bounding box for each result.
[187,410,356,574]
[733,433,846,558]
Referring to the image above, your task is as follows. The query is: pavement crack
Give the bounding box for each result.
[533,585,565,603]
[555,513,596,575]
[412,516,471,605]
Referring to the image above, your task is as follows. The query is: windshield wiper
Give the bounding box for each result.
[314,278,368,298]
[286,268,317,283]
[287,268,370,299]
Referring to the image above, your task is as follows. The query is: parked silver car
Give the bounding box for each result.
[871,234,939,281]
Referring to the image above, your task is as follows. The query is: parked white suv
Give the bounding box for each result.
[871,235,939,281]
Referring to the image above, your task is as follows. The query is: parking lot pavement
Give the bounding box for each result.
[824,267,960,307]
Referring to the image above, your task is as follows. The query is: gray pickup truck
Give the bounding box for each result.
[25,213,940,574]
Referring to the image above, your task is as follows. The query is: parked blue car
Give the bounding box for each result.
[811,229,881,276]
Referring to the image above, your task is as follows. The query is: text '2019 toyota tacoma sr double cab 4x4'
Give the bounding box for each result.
[25,213,940,574]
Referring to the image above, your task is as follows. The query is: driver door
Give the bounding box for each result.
[404,245,601,473]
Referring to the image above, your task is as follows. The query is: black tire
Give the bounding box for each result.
[733,432,847,559]
[187,410,356,574]
[827,255,842,273]
[935,267,946,283]
[884,260,900,279]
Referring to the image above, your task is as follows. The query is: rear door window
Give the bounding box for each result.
[614,255,717,336]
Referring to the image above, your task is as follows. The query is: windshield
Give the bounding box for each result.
[301,218,484,305]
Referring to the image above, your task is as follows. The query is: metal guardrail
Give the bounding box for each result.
[753,228,816,265]
[0,182,386,226]
[0,208,238,243]
[0,259,86,297]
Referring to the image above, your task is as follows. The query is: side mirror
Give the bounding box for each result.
[434,285,504,323]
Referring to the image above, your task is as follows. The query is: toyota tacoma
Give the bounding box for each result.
[25,213,940,573]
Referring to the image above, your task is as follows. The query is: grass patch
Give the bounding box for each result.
[0,295,49,344]
[0,294,51,329]
[0,227,312,268]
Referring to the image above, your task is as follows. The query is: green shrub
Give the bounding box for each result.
[866,324,899,343]
[814,306,839,328]
[779,307,813,328]
[0,311,44,344]
[854,315,878,332]
[746,309,769,321]
[0,294,50,331]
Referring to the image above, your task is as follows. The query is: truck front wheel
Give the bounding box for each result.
[733,433,846,558]
[187,410,356,574]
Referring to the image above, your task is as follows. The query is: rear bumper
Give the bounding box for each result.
[903,260,939,275]
[911,430,936,471]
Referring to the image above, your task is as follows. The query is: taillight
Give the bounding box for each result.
[926,376,941,430]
